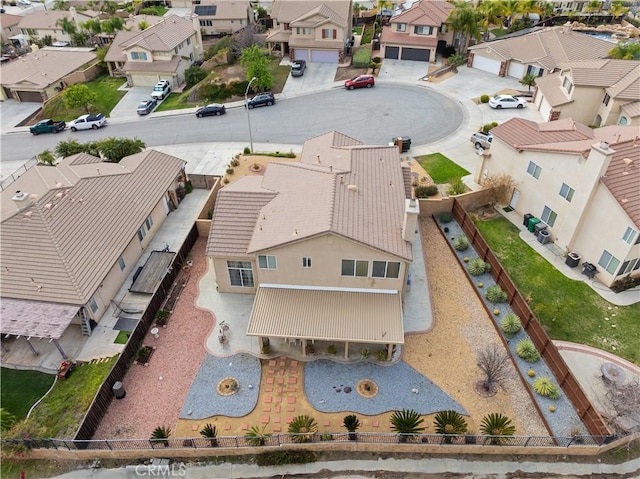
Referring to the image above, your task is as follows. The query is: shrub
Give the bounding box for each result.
[528,370,535,377]
[230,158,240,167]
[376,349,388,361]
[438,212,453,223]
[245,425,271,446]
[533,377,561,399]
[610,275,640,293]
[372,56,381,63]
[244,146,251,154]
[442,44,457,58]
[185,65,207,89]
[480,94,490,103]
[482,122,499,133]
[500,313,521,336]
[414,184,438,198]
[200,424,218,446]
[480,413,515,444]
[434,410,468,437]
[288,415,318,443]
[516,339,540,363]
[468,257,489,275]
[448,177,466,196]
[485,285,507,303]
[226,168,234,175]
[453,236,469,251]
[256,450,316,466]
[155,309,169,326]
[327,344,336,355]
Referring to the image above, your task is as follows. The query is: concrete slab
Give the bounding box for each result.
[281,62,340,98]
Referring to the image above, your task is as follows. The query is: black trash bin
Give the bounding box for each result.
[392,137,412,153]
[112,381,126,399]
[523,213,534,227]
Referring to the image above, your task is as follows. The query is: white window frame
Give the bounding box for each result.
[562,76,573,93]
[302,257,312,268]
[618,258,638,276]
[118,255,126,271]
[603,93,610,106]
[137,226,146,241]
[622,227,637,244]
[371,261,401,279]
[341,259,369,277]
[527,161,542,179]
[227,261,254,287]
[559,183,574,202]
[145,214,153,230]
[258,255,277,269]
[541,206,557,227]
[414,25,432,35]
[598,250,620,275]
[88,297,99,313]
[397,23,407,32]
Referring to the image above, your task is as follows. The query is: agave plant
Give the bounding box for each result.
[516,339,541,363]
[390,409,425,442]
[287,415,318,443]
[500,313,521,336]
[150,425,171,447]
[480,413,515,445]
[533,377,561,399]
[343,414,361,441]
[245,425,271,446]
[200,423,218,447]
[433,410,468,442]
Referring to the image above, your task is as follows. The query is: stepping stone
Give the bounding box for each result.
[276,386,283,393]
[242,424,248,430]
[191,425,199,431]
[224,423,231,430]
[279,361,286,366]
[275,396,283,403]
[265,386,273,392]
[269,360,276,366]
[290,360,298,367]
[273,426,281,432]
[288,387,297,392]
[288,377,297,384]
[323,420,331,427]
[264,396,272,403]
[261,416,269,424]
[274,417,281,423]
[276,377,284,384]
[372,420,379,428]
[267,369,275,374]
[286,417,293,424]
[287,396,296,404]
[279,369,285,376]
[289,369,298,374]
[263,407,271,412]
[275,405,281,413]
[266,377,274,384]
[287,406,295,412]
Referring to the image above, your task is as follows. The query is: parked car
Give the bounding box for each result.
[29,119,65,135]
[195,104,226,117]
[470,131,493,150]
[291,60,306,77]
[68,113,107,131]
[245,92,275,109]
[151,80,171,100]
[137,98,157,115]
[18,0,32,5]
[489,95,527,109]
[345,74,375,90]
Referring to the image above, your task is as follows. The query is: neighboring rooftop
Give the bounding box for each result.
[270,0,351,24]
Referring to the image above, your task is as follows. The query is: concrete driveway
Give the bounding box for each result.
[281,62,340,97]
[0,99,41,134]
[377,59,431,82]
[108,86,161,120]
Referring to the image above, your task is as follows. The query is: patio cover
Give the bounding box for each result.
[247,285,404,344]
[0,297,79,339]
[129,251,176,294]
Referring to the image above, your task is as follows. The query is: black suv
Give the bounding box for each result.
[245,92,275,109]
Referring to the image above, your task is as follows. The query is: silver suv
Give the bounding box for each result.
[151,80,171,100]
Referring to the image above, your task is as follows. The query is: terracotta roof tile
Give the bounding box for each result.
[534,73,572,107]
[601,139,640,229]
[120,15,195,52]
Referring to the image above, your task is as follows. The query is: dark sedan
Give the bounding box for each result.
[195,104,226,117]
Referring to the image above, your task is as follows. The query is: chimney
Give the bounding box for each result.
[402,198,420,242]
[11,191,30,209]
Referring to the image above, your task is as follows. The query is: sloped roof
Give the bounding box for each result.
[17,11,72,30]
[270,0,350,26]
[193,1,250,19]
[207,131,413,261]
[600,138,640,229]
[123,55,181,73]
[0,48,97,89]
[0,150,185,305]
[291,3,345,27]
[534,72,573,108]
[0,13,23,29]
[390,0,453,26]
[468,26,614,71]
[620,101,640,118]
[381,29,438,47]
[120,14,195,52]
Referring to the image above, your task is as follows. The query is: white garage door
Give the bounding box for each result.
[131,74,160,87]
[472,55,501,75]
[507,61,525,79]
[310,50,339,63]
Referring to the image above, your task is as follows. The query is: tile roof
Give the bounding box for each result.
[0,150,185,305]
[291,3,345,27]
[381,29,438,47]
[123,55,181,73]
[390,0,453,26]
[17,10,72,30]
[120,15,195,52]
[270,0,351,25]
[207,132,413,261]
[0,298,79,339]
[620,101,640,118]
[601,138,640,229]
[0,48,97,89]
[0,13,23,29]
[468,26,614,71]
[534,72,572,108]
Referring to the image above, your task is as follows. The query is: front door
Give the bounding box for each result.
[509,188,520,209]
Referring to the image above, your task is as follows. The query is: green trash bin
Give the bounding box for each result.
[528,217,540,233]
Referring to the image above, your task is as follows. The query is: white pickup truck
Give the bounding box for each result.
[68,113,107,132]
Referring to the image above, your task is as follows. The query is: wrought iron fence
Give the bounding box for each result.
[1,158,38,191]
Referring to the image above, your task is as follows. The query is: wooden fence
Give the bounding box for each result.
[73,224,199,444]
[451,200,611,439]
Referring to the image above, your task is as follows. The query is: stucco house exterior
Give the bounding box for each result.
[1,13,27,48]
[467,26,614,79]
[534,59,640,127]
[0,47,99,102]
[380,0,453,62]
[0,150,187,356]
[104,14,203,87]
[206,131,417,358]
[475,118,640,288]
[193,1,254,36]
[266,0,352,63]
[17,9,95,46]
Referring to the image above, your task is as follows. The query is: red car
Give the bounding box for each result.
[345,74,375,90]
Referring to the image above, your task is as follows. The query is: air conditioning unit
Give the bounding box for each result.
[534,222,547,235]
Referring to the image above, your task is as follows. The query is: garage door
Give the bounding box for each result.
[310,50,338,63]
[507,61,525,79]
[16,90,42,102]
[472,55,501,75]
[131,74,160,87]
[401,47,430,62]
[294,49,308,62]
[385,46,399,59]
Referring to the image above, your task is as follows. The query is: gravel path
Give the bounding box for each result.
[93,238,215,439]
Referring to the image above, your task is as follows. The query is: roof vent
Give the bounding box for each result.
[347,184,358,192]
[12,191,28,202]
[601,141,609,150]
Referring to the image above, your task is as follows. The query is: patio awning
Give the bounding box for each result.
[129,251,176,294]
[0,297,79,339]
[247,284,404,344]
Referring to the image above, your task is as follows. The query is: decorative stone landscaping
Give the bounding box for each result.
[357,379,379,398]
[217,377,240,396]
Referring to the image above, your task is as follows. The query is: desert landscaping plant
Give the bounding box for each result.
[288,415,318,443]
[150,425,171,447]
[481,173,516,207]
[200,423,218,447]
[390,409,425,442]
[438,212,453,223]
[245,425,271,446]
[414,184,439,198]
[533,377,561,399]
[480,94,489,103]
[453,235,469,251]
[516,339,541,363]
[500,313,522,336]
[327,344,336,355]
[480,413,515,445]
[343,414,361,441]
[485,285,507,303]
[468,257,490,276]
[476,345,509,395]
[448,177,466,196]
[433,410,468,442]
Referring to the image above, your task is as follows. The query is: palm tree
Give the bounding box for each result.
[480,413,516,444]
[434,410,468,443]
[343,414,361,441]
[150,425,171,447]
[609,0,629,20]
[448,2,481,54]
[57,17,76,44]
[584,0,602,14]
[245,425,271,446]
[200,423,218,447]
[477,0,504,41]
[498,0,522,29]
[609,42,640,60]
[37,150,57,166]
[287,415,318,443]
[390,409,425,443]
[138,21,150,31]
[520,73,537,92]
[538,0,554,21]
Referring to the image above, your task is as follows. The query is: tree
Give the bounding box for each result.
[498,0,522,28]
[138,20,150,31]
[254,5,267,19]
[481,173,516,207]
[448,2,481,54]
[343,414,361,441]
[390,409,425,442]
[55,139,86,158]
[82,19,102,36]
[97,137,146,162]
[150,425,171,447]
[520,73,537,92]
[240,45,273,91]
[244,425,271,446]
[185,66,207,89]
[447,53,465,73]
[102,17,125,35]
[480,413,515,444]
[477,0,504,41]
[433,410,468,442]
[72,32,89,47]
[609,0,629,19]
[476,344,510,395]
[62,84,98,114]
[57,17,76,37]
[287,415,318,443]
[609,42,640,60]
[52,0,69,10]
[37,150,57,166]
[199,423,218,447]
[584,0,602,13]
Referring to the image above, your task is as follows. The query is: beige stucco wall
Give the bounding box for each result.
[199,17,249,35]
[536,93,553,122]
[127,46,153,62]
[556,83,602,126]
[22,28,71,44]
[616,110,639,127]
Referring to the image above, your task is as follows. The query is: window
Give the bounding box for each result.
[130,51,148,60]
[200,19,213,26]
[322,29,337,39]
[227,261,254,287]
[118,255,126,271]
[397,23,407,32]
[186,37,191,45]
[526,65,544,77]
[623,227,637,244]
[341,259,369,277]
[559,183,574,202]
[258,255,277,269]
[541,206,557,227]
[562,76,573,94]
[302,257,312,268]
[88,297,99,313]
[527,161,541,179]
[296,27,312,34]
[137,226,146,241]
[145,215,153,230]
[414,25,432,35]
[618,259,638,276]
[372,261,401,279]
[603,93,610,106]
[174,46,179,54]
[598,250,620,275]
[619,116,628,125]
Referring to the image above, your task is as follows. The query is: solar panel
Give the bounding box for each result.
[195,5,217,16]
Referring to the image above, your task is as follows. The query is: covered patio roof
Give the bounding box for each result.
[129,251,176,294]
[0,297,79,339]
[247,285,404,344]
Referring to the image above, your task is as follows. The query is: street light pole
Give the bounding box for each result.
[245,76,257,154]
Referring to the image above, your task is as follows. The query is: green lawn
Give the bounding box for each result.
[417,153,470,184]
[475,216,640,365]
[352,26,363,35]
[1,368,55,419]
[42,74,126,121]
[114,331,131,344]
[155,92,196,112]
[490,28,509,38]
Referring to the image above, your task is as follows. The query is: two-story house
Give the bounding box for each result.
[193,1,254,37]
[534,59,640,127]
[1,13,27,49]
[104,14,203,87]
[206,131,417,358]
[17,9,95,46]
[380,0,453,62]
[266,0,352,63]
[475,117,640,288]
[0,150,186,359]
